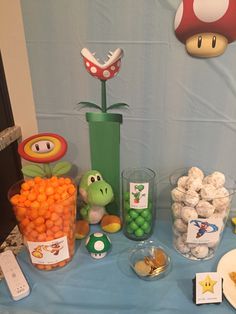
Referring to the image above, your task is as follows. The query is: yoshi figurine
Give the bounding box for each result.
[75,170,121,239]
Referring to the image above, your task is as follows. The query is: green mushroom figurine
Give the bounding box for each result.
[85,232,111,259]
[75,170,121,239]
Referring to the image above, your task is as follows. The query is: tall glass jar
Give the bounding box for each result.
[122,168,156,240]
[8,176,77,270]
[170,167,236,260]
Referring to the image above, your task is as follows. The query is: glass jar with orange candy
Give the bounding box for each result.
[9,176,77,270]
[10,132,77,270]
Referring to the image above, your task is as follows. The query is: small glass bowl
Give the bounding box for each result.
[128,241,171,280]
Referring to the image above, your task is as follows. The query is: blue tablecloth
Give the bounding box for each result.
[0,210,235,314]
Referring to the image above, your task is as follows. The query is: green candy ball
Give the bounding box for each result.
[144,226,151,234]
[141,221,151,232]
[135,228,144,237]
[129,221,138,231]
[125,214,132,223]
[126,226,134,234]
[135,216,145,226]
[124,192,130,201]
[129,210,139,219]
[145,212,152,222]
[141,209,150,218]
[124,201,131,210]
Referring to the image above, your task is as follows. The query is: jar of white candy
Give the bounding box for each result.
[170,167,236,260]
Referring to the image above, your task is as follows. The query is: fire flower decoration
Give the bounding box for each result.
[18,133,72,178]
[174,0,236,58]
[79,48,128,112]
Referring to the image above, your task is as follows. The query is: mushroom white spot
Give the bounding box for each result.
[94,240,105,251]
[94,232,103,237]
[193,0,229,23]
[174,2,183,30]
[90,66,97,73]
[103,70,111,78]
[110,66,116,71]
[86,62,90,67]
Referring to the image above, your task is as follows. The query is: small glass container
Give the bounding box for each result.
[8,177,77,270]
[170,167,236,260]
[122,168,156,240]
[129,241,171,281]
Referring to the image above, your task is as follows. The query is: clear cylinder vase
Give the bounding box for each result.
[122,168,156,241]
[8,177,77,270]
[170,167,236,260]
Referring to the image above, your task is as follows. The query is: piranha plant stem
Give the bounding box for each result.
[101,80,107,113]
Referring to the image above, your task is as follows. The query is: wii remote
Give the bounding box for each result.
[0,250,30,301]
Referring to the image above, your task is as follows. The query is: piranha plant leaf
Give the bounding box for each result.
[21,164,45,178]
[107,103,129,111]
[78,102,102,111]
[52,161,72,176]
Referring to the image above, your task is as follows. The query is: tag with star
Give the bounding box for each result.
[193,272,223,305]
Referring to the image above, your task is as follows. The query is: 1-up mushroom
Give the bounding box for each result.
[174,0,236,58]
[85,232,111,259]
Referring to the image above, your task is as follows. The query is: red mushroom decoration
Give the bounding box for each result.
[81,48,123,81]
[174,0,236,58]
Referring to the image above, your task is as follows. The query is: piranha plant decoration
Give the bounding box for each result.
[79,48,128,215]
[18,133,72,178]
[174,0,236,58]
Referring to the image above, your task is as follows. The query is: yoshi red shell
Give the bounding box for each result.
[85,232,111,259]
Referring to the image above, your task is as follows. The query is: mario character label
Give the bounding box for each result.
[130,183,149,209]
[186,218,223,244]
[27,236,69,265]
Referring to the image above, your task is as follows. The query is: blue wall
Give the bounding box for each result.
[21,0,236,208]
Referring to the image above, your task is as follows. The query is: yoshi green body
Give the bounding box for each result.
[79,170,114,224]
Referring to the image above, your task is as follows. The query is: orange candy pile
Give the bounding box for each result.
[10,176,77,270]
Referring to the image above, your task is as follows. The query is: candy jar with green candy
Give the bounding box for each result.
[122,168,156,240]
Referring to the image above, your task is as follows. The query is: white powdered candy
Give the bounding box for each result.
[183,190,199,207]
[196,200,215,218]
[203,171,225,188]
[177,176,188,189]
[188,167,204,180]
[171,202,182,218]
[173,218,188,233]
[185,176,202,191]
[191,245,209,259]
[171,187,185,202]
[181,206,198,223]
[200,184,216,201]
[213,187,230,212]
[175,236,190,254]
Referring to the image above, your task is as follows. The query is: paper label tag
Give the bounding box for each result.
[129,182,149,209]
[196,272,222,304]
[186,218,223,244]
[27,236,69,265]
